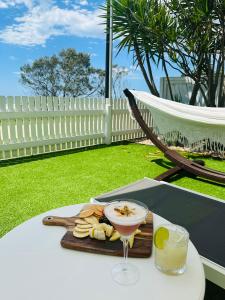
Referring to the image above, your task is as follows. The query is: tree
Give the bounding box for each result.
[20,48,102,97]
[20,55,60,97]
[105,0,225,107]
[20,48,128,99]
[94,64,129,99]
[112,65,129,99]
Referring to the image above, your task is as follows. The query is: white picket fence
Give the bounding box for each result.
[0,96,151,160]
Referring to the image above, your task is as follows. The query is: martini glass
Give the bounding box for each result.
[104,199,148,285]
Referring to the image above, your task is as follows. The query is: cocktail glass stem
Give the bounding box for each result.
[122,237,129,269]
[104,199,148,285]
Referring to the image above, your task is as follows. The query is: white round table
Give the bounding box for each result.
[0,204,205,300]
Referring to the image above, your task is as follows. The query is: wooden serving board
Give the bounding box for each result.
[42,212,153,258]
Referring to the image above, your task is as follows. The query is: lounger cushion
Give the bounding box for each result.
[94,178,225,268]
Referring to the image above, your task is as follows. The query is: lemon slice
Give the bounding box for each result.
[154,227,169,249]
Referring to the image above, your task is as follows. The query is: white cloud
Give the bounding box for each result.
[9,55,16,60]
[89,40,98,45]
[0,0,33,9]
[127,73,142,80]
[0,1,8,8]
[113,66,129,74]
[127,66,142,80]
[130,65,141,71]
[79,0,88,5]
[72,4,80,10]
[0,3,104,46]
[13,71,20,75]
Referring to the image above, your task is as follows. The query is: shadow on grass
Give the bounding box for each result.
[152,158,225,188]
[186,153,224,161]
[0,141,133,168]
[151,158,175,169]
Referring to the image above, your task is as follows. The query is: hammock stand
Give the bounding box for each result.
[124,89,225,184]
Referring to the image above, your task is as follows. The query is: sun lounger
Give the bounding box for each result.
[91,178,225,292]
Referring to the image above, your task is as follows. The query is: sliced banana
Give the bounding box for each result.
[129,235,135,248]
[106,225,114,237]
[89,228,95,238]
[84,216,99,225]
[94,229,106,240]
[110,231,121,241]
[93,223,104,230]
[73,230,89,238]
[105,225,114,237]
[128,229,142,248]
[74,227,90,233]
[76,224,93,229]
[134,229,141,235]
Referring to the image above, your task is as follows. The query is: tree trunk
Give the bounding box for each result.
[145,52,159,96]
[199,86,211,106]
[189,81,200,105]
[134,41,160,97]
[162,56,174,101]
[207,55,216,107]
[218,17,225,107]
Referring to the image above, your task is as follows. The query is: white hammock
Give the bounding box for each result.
[130,90,225,155]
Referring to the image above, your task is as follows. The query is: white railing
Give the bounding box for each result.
[0,96,151,160]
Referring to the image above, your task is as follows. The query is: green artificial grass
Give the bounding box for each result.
[0,143,225,237]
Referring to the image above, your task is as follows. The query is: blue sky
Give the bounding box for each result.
[0,0,168,96]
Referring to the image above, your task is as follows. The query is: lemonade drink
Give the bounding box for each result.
[154,224,189,275]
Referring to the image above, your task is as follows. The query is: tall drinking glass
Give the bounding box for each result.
[154,224,189,275]
[104,199,148,285]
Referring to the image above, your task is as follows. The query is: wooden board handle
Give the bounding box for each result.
[42,216,75,227]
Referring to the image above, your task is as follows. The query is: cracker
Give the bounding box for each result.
[79,209,94,218]
[93,209,103,217]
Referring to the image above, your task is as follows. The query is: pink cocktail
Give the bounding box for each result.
[111,222,140,236]
[105,201,147,236]
[104,200,148,285]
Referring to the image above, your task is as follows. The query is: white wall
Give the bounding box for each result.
[160,77,206,106]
